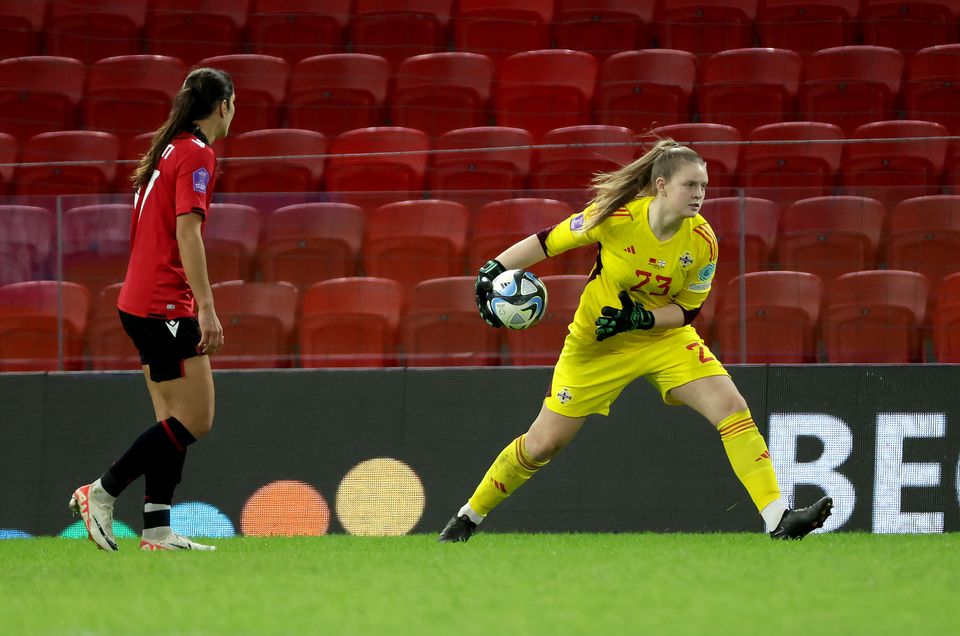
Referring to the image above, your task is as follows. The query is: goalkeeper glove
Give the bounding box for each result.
[475,259,506,328]
[595,290,655,341]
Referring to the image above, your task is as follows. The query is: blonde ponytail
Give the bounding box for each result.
[582,138,705,230]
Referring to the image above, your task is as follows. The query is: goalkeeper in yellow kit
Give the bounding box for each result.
[439,139,833,542]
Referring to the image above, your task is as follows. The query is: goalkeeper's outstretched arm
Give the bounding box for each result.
[494,234,549,270]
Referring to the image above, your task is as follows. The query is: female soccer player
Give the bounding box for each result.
[69,67,235,551]
[439,139,833,542]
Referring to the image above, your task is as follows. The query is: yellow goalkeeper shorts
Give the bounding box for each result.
[544,325,728,417]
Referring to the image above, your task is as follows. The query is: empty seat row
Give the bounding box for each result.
[4,194,960,321]
[2,0,958,65]
[3,121,959,216]
[0,275,591,371]
[2,45,960,143]
[5,269,960,373]
[0,198,598,293]
[707,269,960,364]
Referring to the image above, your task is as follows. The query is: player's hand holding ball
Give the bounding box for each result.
[476,259,507,327]
[595,290,655,341]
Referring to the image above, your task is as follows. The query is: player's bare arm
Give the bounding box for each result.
[176,211,222,354]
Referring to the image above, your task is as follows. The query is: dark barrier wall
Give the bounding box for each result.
[2,366,959,536]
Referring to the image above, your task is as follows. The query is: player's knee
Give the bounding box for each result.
[524,430,569,462]
[181,407,214,439]
[714,392,750,425]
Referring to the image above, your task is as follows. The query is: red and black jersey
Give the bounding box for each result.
[118,132,216,319]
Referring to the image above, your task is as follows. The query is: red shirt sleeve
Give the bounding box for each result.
[175,146,215,217]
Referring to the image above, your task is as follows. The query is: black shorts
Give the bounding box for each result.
[119,310,202,382]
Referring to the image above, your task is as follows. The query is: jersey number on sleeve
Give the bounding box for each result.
[631,269,672,296]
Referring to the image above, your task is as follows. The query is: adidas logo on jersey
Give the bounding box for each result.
[623,245,636,254]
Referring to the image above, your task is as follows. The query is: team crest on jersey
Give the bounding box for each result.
[556,387,573,404]
[192,167,209,193]
[570,213,584,231]
[679,251,694,267]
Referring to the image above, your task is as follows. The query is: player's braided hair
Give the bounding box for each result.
[582,138,705,231]
[130,67,234,189]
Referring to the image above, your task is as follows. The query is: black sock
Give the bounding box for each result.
[143,447,187,529]
[100,417,196,498]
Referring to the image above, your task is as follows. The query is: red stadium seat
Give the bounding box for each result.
[0,205,53,285]
[16,132,120,196]
[468,198,573,276]
[220,129,326,193]
[530,125,635,212]
[62,204,130,295]
[46,0,147,65]
[247,0,350,63]
[428,126,533,212]
[259,202,364,289]
[196,55,288,134]
[553,0,656,62]
[391,52,494,140]
[0,56,86,144]
[286,54,390,138]
[505,274,586,365]
[841,120,949,209]
[905,44,960,135]
[776,196,885,294]
[594,49,697,133]
[656,0,758,58]
[203,204,261,283]
[350,0,453,68]
[363,199,469,292]
[715,271,823,363]
[933,272,960,361]
[947,140,960,193]
[0,281,90,371]
[798,46,905,135]
[886,195,960,295]
[494,50,598,142]
[757,0,859,55]
[739,121,844,209]
[83,55,187,143]
[861,0,960,55]
[824,270,930,362]
[211,281,299,368]
[697,48,802,137]
[700,197,779,292]
[649,123,741,193]
[299,277,403,367]
[401,276,500,366]
[145,0,248,65]
[454,0,554,65]
[87,282,140,370]
[325,127,429,212]
[0,0,45,58]
[0,132,15,195]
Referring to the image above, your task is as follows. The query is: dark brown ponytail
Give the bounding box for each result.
[130,67,234,189]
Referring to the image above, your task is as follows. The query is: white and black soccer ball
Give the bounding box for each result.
[488,269,548,330]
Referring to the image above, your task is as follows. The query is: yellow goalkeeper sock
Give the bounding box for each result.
[717,409,781,513]
[466,435,549,518]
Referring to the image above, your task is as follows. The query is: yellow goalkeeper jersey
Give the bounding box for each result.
[541,196,718,345]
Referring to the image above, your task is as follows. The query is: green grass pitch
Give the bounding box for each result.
[1,533,958,635]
